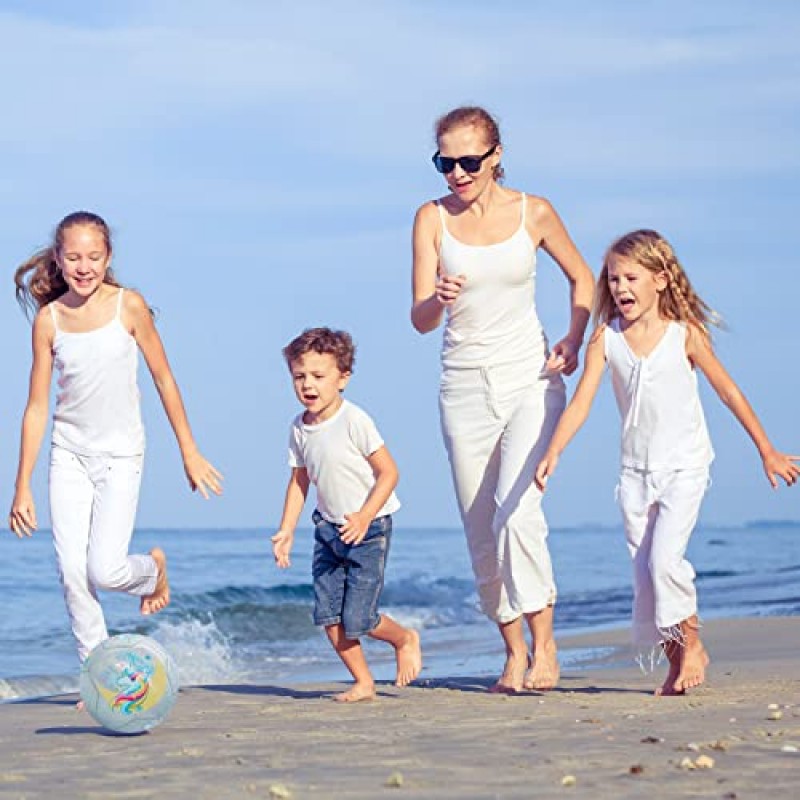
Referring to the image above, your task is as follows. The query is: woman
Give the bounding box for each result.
[411,106,593,692]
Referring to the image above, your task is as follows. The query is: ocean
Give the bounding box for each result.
[1,522,798,701]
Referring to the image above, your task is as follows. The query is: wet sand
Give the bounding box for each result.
[1,616,798,799]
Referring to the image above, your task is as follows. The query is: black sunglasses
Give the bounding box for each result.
[431,145,497,174]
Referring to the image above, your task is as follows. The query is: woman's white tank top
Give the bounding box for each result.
[604,319,713,471]
[437,193,547,369]
[50,288,146,456]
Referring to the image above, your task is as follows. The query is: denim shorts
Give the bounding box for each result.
[311,509,392,639]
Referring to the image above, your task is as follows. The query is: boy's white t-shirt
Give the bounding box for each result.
[288,399,401,525]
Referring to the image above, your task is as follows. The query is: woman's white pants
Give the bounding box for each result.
[49,445,158,661]
[617,466,709,647]
[439,361,566,624]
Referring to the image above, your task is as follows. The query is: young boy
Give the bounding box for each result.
[271,327,422,702]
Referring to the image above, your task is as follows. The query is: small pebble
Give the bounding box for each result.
[767,703,780,710]
[268,786,292,800]
[385,772,404,788]
[679,757,697,770]
[695,755,715,769]
[767,710,783,721]
[641,736,663,744]
[629,764,644,775]
[561,775,577,787]
[781,745,798,753]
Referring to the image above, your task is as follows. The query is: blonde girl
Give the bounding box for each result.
[9,211,223,665]
[535,229,797,695]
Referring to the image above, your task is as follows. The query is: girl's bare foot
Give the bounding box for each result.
[673,639,709,693]
[141,548,170,615]
[489,650,529,694]
[394,629,422,687]
[333,682,375,702]
[523,640,560,691]
[655,641,683,696]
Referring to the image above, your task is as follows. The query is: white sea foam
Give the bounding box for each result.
[151,617,245,686]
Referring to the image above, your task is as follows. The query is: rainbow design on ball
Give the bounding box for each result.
[112,663,152,714]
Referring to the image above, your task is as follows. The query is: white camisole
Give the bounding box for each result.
[50,288,146,457]
[437,193,547,369]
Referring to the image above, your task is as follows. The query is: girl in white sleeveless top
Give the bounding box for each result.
[412,107,594,693]
[535,229,798,696]
[9,212,222,664]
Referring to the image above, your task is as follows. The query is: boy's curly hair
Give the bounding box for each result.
[282,327,355,374]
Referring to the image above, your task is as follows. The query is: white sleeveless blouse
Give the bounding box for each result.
[604,319,713,471]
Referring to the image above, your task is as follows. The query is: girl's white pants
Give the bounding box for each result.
[49,445,158,661]
[439,361,566,624]
[617,466,709,647]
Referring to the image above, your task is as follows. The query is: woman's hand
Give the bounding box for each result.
[546,336,581,375]
[435,274,466,306]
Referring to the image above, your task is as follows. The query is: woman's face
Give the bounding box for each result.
[436,123,501,203]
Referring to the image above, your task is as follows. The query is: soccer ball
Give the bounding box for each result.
[80,634,179,734]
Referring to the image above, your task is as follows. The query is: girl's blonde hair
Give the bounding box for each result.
[14,211,121,317]
[594,229,721,335]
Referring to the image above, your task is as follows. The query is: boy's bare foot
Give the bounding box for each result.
[394,629,422,687]
[489,650,529,694]
[523,640,560,691]
[333,682,375,702]
[673,639,709,693]
[141,548,170,615]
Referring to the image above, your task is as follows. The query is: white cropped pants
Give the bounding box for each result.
[439,361,566,624]
[617,466,710,647]
[49,445,157,661]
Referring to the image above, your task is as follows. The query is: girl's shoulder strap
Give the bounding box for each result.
[48,301,59,331]
[115,287,125,319]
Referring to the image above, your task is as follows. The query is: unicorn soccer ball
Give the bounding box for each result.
[80,634,179,734]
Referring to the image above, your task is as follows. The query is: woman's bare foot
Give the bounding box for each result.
[394,629,422,687]
[489,650,529,694]
[523,640,560,691]
[333,682,376,702]
[141,548,170,615]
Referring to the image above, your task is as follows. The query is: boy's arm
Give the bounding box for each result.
[687,325,799,488]
[271,467,310,567]
[339,445,399,545]
[535,328,606,490]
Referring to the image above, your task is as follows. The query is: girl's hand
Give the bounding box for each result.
[435,274,466,306]
[183,451,224,499]
[271,529,294,568]
[546,336,581,376]
[762,450,800,488]
[340,511,370,545]
[9,487,37,538]
[534,454,559,491]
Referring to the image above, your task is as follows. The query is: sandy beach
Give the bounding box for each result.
[1,616,798,799]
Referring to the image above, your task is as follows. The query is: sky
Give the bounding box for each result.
[0,0,798,531]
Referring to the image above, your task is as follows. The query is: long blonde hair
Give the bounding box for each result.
[594,229,721,335]
[14,211,121,317]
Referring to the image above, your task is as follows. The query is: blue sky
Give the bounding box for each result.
[1,1,798,530]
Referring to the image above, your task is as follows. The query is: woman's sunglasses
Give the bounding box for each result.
[431,145,497,175]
